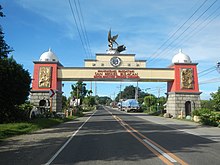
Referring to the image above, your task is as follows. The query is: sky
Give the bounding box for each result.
[1,0,220,100]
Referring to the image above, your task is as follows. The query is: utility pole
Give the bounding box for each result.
[119,83,122,101]
[146,88,151,112]
[157,87,160,112]
[95,81,97,96]
[120,83,122,110]
[217,61,220,73]
[135,81,139,100]
[90,81,92,96]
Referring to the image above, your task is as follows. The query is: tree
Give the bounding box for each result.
[201,100,214,110]
[70,81,87,104]
[115,85,140,101]
[0,7,31,123]
[157,96,166,111]
[210,87,220,111]
[144,94,156,106]
[0,57,31,123]
[0,6,13,59]
[97,96,112,105]
[62,95,68,111]
[137,91,146,104]
[83,96,96,107]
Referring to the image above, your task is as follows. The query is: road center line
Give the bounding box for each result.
[45,110,97,165]
[143,139,177,163]
[107,108,188,165]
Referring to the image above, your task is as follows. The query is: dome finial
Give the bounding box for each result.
[172,49,191,64]
[39,48,59,62]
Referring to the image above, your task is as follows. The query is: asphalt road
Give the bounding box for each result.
[0,106,220,165]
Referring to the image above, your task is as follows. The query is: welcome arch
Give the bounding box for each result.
[30,49,201,118]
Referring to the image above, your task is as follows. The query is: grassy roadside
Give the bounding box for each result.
[0,117,77,141]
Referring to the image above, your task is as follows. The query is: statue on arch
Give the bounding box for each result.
[107,29,126,53]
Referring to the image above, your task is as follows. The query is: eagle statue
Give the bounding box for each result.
[107,29,126,53]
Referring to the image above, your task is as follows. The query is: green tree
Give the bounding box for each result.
[210,87,220,111]
[87,89,93,96]
[0,6,13,59]
[70,81,87,104]
[144,94,157,107]
[0,7,31,123]
[0,57,31,123]
[137,91,146,104]
[97,96,111,105]
[62,95,68,111]
[115,85,140,101]
[83,96,96,107]
[201,100,213,110]
[157,96,166,107]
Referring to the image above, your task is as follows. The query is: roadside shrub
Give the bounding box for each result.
[192,109,200,116]
[200,111,220,127]
[192,108,211,116]
[192,108,220,126]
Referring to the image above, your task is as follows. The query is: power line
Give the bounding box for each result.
[148,0,219,64]
[199,67,217,77]
[156,5,220,61]
[148,0,208,64]
[176,5,220,47]
[198,66,216,74]
[68,0,91,58]
[73,0,93,58]
[199,77,220,85]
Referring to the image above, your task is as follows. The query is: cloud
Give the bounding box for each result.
[14,0,220,66]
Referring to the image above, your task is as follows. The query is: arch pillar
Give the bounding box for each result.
[30,61,63,112]
[166,63,201,117]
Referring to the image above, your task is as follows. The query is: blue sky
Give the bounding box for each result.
[1,0,220,100]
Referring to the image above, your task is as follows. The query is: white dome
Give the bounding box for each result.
[39,49,59,62]
[172,49,191,64]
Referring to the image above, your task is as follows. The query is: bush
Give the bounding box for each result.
[191,108,220,126]
[192,108,211,116]
[192,109,200,116]
[200,110,220,127]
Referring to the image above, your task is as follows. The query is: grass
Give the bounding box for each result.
[0,117,78,140]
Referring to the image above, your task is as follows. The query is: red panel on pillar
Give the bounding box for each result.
[32,62,62,92]
[168,63,199,93]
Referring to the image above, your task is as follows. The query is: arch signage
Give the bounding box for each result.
[30,48,201,117]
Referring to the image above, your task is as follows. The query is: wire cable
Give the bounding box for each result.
[157,3,220,60]
[73,0,93,58]
[198,66,216,74]
[199,68,217,77]
[68,0,90,58]
[148,0,218,65]
[148,0,208,64]
[199,77,220,85]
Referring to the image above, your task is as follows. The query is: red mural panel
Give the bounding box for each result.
[32,63,61,91]
[168,64,199,93]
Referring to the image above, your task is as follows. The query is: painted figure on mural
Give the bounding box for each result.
[181,68,194,89]
[39,66,51,88]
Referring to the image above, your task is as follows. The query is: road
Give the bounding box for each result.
[0,106,220,165]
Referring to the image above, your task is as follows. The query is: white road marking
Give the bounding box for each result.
[143,139,177,163]
[45,111,96,165]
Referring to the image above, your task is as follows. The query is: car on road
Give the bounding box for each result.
[118,99,141,112]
